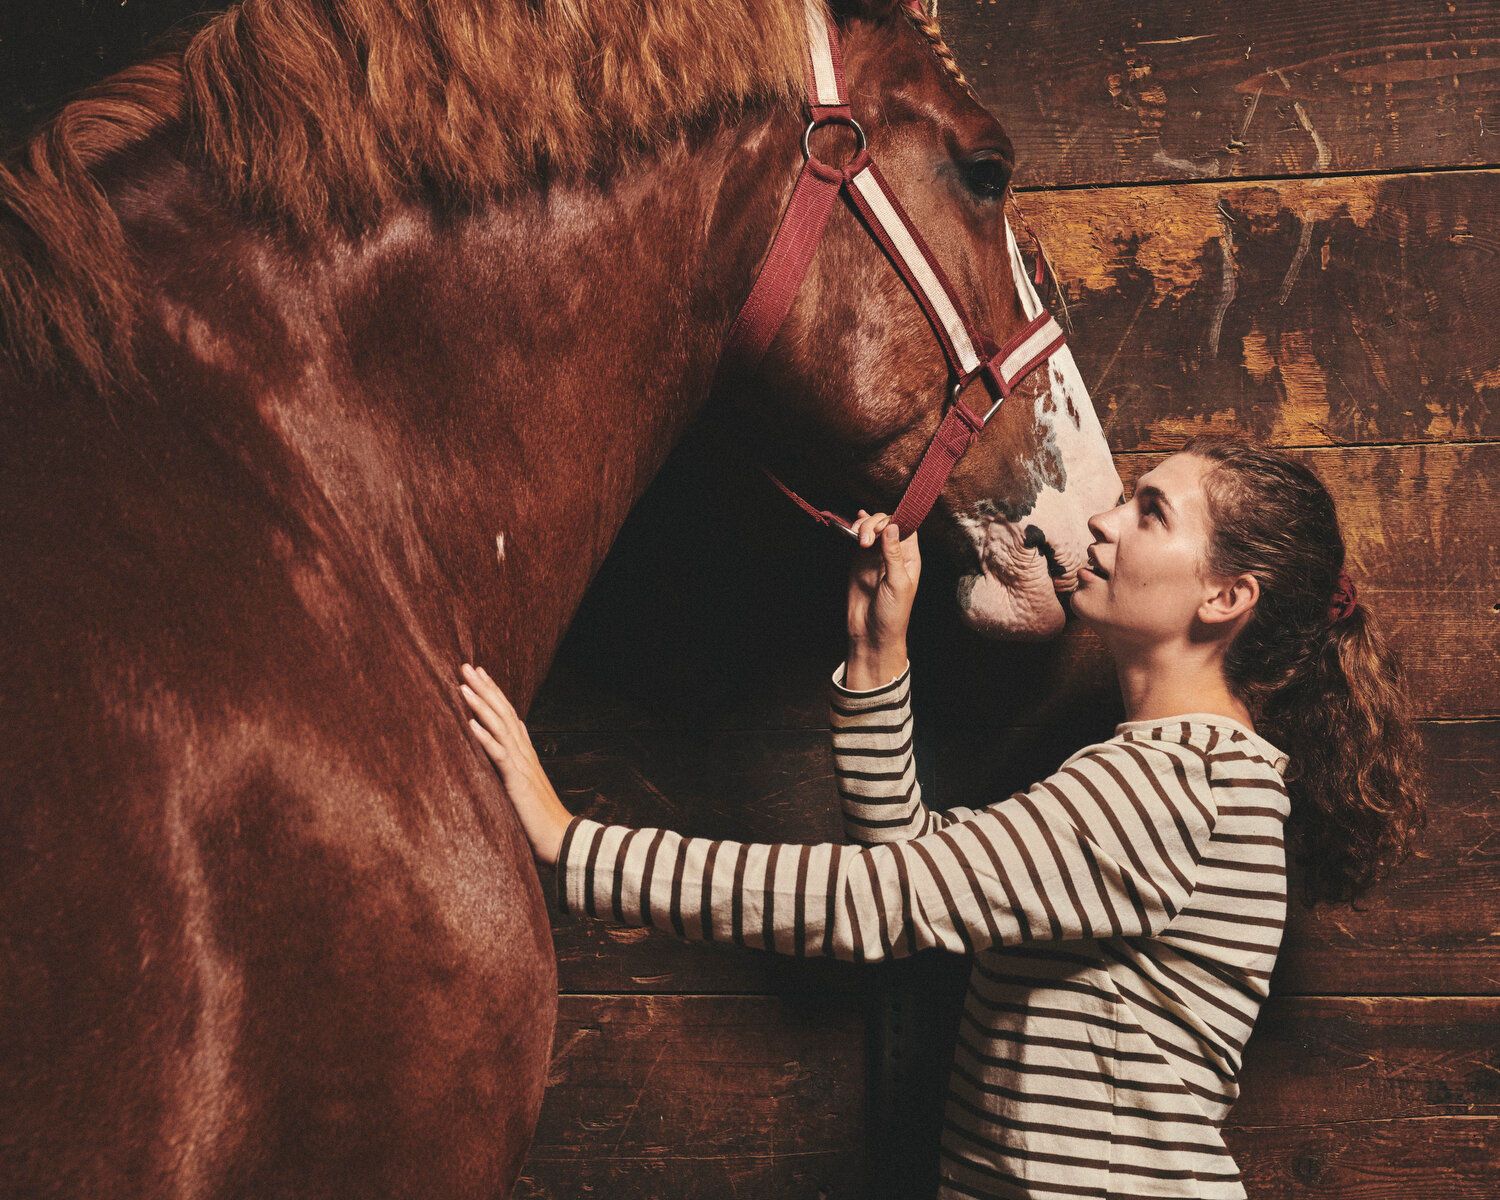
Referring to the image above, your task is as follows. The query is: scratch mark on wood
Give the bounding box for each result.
[1092,288,1154,396]
[1234,86,1264,148]
[1154,149,1221,177]
[1209,213,1238,356]
[611,1045,669,1151]
[547,1026,599,1087]
[1138,34,1218,46]
[1279,218,1315,305]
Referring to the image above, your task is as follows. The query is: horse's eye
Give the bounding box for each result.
[960,152,1012,199]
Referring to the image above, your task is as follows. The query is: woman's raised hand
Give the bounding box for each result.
[845,511,920,690]
[460,663,573,866]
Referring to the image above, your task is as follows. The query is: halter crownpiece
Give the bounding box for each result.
[719,0,1068,540]
[1327,569,1358,626]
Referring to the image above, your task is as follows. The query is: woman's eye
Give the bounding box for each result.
[960,152,1012,199]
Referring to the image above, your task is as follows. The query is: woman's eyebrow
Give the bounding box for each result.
[1136,483,1176,516]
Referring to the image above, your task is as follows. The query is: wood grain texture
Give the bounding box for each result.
[510,994,1498,1199]
[1223,1118,1499,1198]
[1235,997,1500,1123]
[514,994,863,1200]
[942,0,1500,187]
[1024,171,1500,450]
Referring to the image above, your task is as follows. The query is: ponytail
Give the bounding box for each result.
[1182,436,1427,904]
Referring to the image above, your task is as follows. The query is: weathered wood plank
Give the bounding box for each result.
[1026,171,1500,450]
[942,0,1500,187]
[1224,1118,1500,1198]
[534,441,1499,736]
[538,727,866,996]
[1236,997,1500,1123]
[856,991,1500,1196]
[514,994,864,1199]
[515,1152,854,1200]
[1276,722,1500,995]
[541,721,1499,996]
[512,994,1498,1198]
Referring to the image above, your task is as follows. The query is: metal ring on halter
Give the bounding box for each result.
[802,115,867,164]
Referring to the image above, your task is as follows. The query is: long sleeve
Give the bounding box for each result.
[554,734,1219,962]
[829,660,946,844]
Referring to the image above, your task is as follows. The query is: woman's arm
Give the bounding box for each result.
[554,736,1216,961]
[833,513,951,845]
[461,667,1218,961]
[830,663,952,844]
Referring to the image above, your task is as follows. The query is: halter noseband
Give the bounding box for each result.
[719,1,1066,539]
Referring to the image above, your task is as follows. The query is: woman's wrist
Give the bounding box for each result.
[845,640,908,690]
[538,806,572,868]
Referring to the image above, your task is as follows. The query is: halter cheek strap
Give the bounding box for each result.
[719,0,1067,539]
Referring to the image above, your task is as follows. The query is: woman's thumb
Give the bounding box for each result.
[881,522,908,584]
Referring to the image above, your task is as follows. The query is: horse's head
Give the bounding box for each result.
[722,2,1122,640]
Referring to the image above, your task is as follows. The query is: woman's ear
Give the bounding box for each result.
[1199,572,1259,628]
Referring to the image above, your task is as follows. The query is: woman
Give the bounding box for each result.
[459,436,1425,1200]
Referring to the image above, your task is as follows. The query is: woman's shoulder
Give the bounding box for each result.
[1110,713,1289,778]
[1050,716,1289,818]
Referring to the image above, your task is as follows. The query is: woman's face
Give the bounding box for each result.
[1071,452,1223,645]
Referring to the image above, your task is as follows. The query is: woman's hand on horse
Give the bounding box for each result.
[460,663,572,867]
[845,511,919,690]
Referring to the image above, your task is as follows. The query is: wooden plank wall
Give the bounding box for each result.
[5,2,1497,1197]
[523,1,1500,1196]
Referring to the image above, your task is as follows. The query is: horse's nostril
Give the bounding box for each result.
[1023,525,1067,578]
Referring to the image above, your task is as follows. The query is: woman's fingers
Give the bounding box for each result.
[460,664,534,764]
[855,511,892,547]
[462,662,515,718]
[467,716,510,763]
[879,521,905,580]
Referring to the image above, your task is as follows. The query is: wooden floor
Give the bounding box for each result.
[524,2,1500,1196]
[5,1,1496,1197]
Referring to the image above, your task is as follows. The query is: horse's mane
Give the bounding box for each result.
[0,0,818,390]
[0,1,964,393]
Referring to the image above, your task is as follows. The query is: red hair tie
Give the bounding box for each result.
[1327,569,1358,626]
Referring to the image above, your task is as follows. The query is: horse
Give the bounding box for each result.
[0,0,1122,1194]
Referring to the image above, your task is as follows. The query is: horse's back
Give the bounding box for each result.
[0,364,555,1197]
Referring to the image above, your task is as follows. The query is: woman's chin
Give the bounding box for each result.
[956,568,1068,641]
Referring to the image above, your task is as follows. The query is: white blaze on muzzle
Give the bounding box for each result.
[955,222,1122,639]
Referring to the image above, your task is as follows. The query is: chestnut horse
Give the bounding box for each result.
[0,0,1121,1195]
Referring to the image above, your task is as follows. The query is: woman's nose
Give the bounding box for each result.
[1087,492,1129,538]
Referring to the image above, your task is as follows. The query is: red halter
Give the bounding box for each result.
[720,2,1066,539]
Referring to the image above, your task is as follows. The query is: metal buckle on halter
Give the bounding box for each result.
[949,376,998,429]
[802,115,867,165]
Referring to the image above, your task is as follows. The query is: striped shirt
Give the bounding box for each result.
[555,665,1291,1199]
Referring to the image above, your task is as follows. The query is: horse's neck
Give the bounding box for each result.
[209,119,791,708]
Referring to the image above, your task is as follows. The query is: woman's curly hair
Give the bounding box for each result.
[1184,435,1428,904]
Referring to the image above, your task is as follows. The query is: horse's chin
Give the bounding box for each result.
[952,514,1070,641]
[956,564,1067,641]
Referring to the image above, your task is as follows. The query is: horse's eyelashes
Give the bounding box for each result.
[959,152,1012,199]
